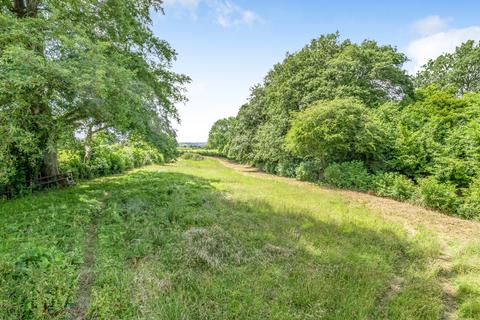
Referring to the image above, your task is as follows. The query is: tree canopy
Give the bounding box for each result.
[415,40,480,94]
[206,117,236,153]
[208,33,480,218]
[286,98,385,166]
[0,0,188,189]
[222,33,413,164]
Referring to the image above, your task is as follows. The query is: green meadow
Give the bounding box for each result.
[1,158,479,319]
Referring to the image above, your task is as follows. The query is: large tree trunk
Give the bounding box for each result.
[13,0,60,179]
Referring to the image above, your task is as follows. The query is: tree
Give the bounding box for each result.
[286,98,385,166]
[226,33,413,165]
[0,0,188,189]
[392,85,480,186]
[415,40,480,94]
[225,85,266,162]
[206,117,236,153]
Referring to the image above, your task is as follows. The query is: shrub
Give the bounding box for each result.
[59,150,92,180]
[295,160,322,182]
[373,172,416,201]
[178,148,221,157]
[416,176,459,214]
[276,161,297,178]
[90,156,111,176]
[459,178,480,220]
[59,142,164,180]
[324,161,372,191]
[108,149,127,173]
[262,162,278,174]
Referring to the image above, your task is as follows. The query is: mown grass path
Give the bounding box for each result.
[68,192,109,320]
[1,158,480,319]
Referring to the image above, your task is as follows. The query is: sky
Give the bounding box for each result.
[152,0,480,142]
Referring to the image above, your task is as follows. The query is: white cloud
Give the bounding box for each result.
[411,15,450,36]
[212,1,261,28]
[406,25,480,73]
[163,0,200,19]
[164,0,261,28]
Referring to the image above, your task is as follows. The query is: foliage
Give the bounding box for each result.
[181,152,204,161]
[459,177,480,220]
[224,33,412,164]
[323,161,372,191]
[416,177,459,214]
[225,86,266,162]
[286,98,386,166]
[177,148,221,157]
[276,160,298,178]
[0,0,187,191]
[392,87,480,187]
[295,159,323,182]
[206,117,236,154]
[373,172,416,201]
[207,34,480,218]
[261,162,278,174]
[59,137,164,181]
[416,40,480,94]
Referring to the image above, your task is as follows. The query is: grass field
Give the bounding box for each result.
[1,158,480,319]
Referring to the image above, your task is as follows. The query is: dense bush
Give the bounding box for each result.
[323,161,372,191]
[276,161,298,178]
[295,160,323,182]
[58,151,92,180]
[416,177,459,214]
[261,162,278,175]
[459,178,480,220]
[59,143,164,181]
[373,172,416,201]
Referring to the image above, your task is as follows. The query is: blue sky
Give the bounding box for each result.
[152,0,480,142]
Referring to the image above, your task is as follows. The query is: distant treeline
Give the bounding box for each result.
[207,33,480,219]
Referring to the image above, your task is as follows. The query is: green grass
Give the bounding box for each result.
[1,158,479,319]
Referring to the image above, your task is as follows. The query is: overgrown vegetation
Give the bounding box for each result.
[0,0,187,196]
[59,133,165,181]
[207,33,480,220]
[2,158,479,319]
